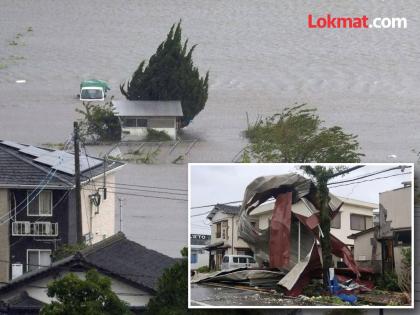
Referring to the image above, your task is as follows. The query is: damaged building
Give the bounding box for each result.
[197,173,376,296]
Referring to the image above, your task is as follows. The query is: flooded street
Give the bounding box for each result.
[1,1,420,256]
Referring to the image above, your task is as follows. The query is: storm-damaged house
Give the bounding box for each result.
[195,173,373,296]
[350,182,412,276]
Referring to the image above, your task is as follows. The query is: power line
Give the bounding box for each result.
[328,172,412,189]
[105,184,187,196]
[328,165,410,186]
[82,188,187,202]
[113,182,187,192]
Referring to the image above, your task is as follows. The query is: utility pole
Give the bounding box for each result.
[301,165,365,289]
[74,122,83,243]
[118,197,124,232]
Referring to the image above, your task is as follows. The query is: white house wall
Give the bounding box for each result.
[81,174,116,244]
[380,187,411,230]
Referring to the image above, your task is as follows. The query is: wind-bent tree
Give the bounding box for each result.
[244,104,363,163]
[121,21,209,127]
[40,269,131,315]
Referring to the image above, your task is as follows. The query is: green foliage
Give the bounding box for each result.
[146,248,259,315]
[399,247,411,293]
[40,269,131,315]
[195,265,210,273]
[245,104,363,163]
[376,271,401,292]
[76,102,121,142]
[52,243,87,261]
[146,128,171,141]
[120,21,209,127]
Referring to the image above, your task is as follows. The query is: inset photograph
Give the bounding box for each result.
[188,163,414,309]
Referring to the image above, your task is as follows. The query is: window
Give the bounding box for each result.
[137,118,147,127]
[216,223,221,238]
[331,212,341,229]
[350,214,371,231]
[27,249,51,272]
[148,118,174,128]
[248,257,256,263]
[191,253,198,264]
[233,257,238,263]
[239,257,247,263]
[123,118,137,127]
[222,256,229,263]
[27,191,52,216]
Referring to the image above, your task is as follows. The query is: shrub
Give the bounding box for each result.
[145,128,171,141]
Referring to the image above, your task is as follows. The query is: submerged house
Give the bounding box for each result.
[0,140,124,283]
[0,232,176,314]
[112,100,183,140]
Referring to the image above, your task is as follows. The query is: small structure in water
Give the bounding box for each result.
[112,100,183,140]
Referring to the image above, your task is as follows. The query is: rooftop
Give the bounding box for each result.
[0,232,176,294]
[207,203,241,220]
[0,140,124,189]
[112,100,183,117]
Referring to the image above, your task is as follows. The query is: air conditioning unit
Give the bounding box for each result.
[12,263,23,279]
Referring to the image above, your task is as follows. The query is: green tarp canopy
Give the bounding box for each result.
[80,79,110,91]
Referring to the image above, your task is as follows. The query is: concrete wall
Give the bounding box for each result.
[394,245,410,281]
[380,186,412,230]
[0,189,9,283]
[353,229,382,273]
[81,174,116,244]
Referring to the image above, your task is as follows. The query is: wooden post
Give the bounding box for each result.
[74,122,83,243]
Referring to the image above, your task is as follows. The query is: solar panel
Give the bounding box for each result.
[34,151,73,167]
[1,140,27,150]
[19,145,50,157]
[49,155,103,175]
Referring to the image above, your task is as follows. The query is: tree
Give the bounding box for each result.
[120,21,209,127]
[40,269,131,315]
[52,243,87,261]
[76,102,121,142]
[244,104,363,163]
[146,248,260,315]
[301,166,363,289]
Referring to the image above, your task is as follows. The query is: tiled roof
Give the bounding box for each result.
[206,203,241,220]
[0,233,176,294]
[0,141,124,189]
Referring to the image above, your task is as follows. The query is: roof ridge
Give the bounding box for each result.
[0,145,73,187]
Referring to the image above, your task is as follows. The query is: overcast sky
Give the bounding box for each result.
[189,163,413,234]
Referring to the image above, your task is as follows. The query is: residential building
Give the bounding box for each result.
[351,183,412,276]
[0,140,124,283]
[0,232,176,314]
[190,234,210,270]
[206,196,377,270]
[205,204,253,270]
[112,100,183,140]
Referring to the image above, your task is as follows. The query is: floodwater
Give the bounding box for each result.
[1,1,420,257]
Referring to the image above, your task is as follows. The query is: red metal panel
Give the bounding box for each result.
[269,192,292,268]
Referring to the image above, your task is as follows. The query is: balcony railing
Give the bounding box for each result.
[12,221,58,236]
